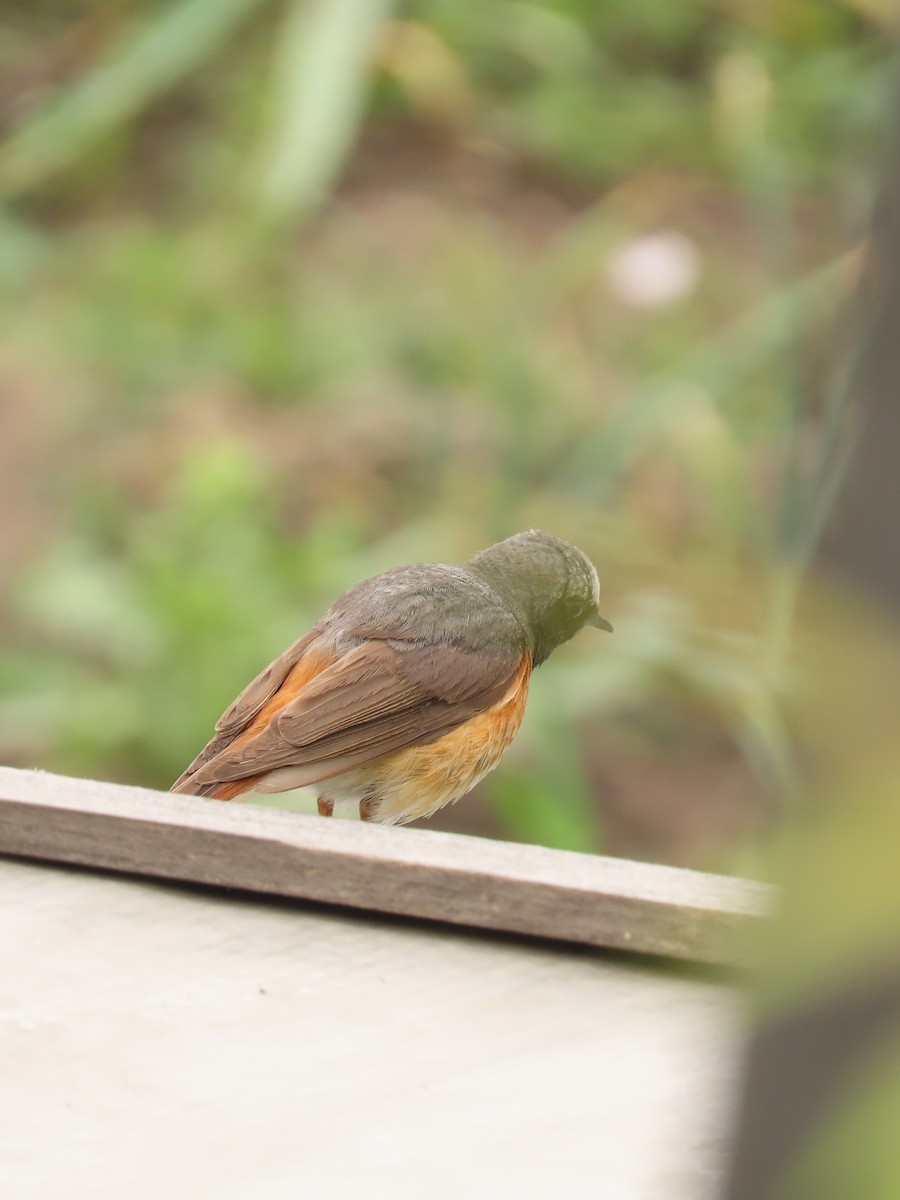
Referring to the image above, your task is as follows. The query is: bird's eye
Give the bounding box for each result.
[564,597,590,620]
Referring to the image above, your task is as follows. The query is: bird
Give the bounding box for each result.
[171,529,612,825]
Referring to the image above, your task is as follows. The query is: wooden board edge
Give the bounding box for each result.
[0,766,774,967]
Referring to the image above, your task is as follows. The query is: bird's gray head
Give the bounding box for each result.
[466,530,611,665]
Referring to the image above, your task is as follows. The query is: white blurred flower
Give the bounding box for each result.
[606,231,701,309]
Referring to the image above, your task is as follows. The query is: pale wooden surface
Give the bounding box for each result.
[0,767,772,966]
[1,855,742,1200]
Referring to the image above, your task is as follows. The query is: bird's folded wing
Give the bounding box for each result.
[178,638,523,789]
[169,628,323,791]
[215,628,322,735]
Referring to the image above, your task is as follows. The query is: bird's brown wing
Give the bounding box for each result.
[172,636,522,797]
[169,627,324,792]
[215,628,324,735]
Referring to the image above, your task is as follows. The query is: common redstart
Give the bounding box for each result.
[172,530,612,824]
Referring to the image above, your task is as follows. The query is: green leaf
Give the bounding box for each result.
[254,0,398,221]
[0,0,275,197]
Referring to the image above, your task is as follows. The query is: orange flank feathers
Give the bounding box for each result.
[357,652,532,823]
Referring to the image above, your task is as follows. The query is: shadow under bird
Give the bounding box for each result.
[172,530,612,824]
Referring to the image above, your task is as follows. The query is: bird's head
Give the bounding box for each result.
[467,530,612,665]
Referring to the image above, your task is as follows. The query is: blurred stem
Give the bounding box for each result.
[740,137,803,691]
[733,559,804,800]
[763,560,801,690]
[725,61,809,568]
[721,60,855,801]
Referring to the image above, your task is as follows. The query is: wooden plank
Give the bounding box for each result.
[0,766,773,966]
[2,856,741,1199]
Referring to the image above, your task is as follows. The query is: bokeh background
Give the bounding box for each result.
[0,0,892,870]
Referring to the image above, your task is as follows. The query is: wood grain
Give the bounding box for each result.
[0,766,773,966]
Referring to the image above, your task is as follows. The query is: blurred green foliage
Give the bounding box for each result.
[0,0,890,863]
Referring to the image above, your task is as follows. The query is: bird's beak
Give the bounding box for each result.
[586,614,614,633]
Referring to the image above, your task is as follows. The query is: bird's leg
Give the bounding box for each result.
[359,797,378,822]
[317,797,335,818]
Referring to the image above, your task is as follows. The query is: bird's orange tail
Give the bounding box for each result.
[171,773,262,801]
[207,776,262,801]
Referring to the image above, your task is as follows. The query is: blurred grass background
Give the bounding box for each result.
[0,0,891,869]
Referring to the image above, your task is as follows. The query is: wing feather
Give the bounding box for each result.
[177,637,522,792]
[170,627,325,792]
[215,628,321,734]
